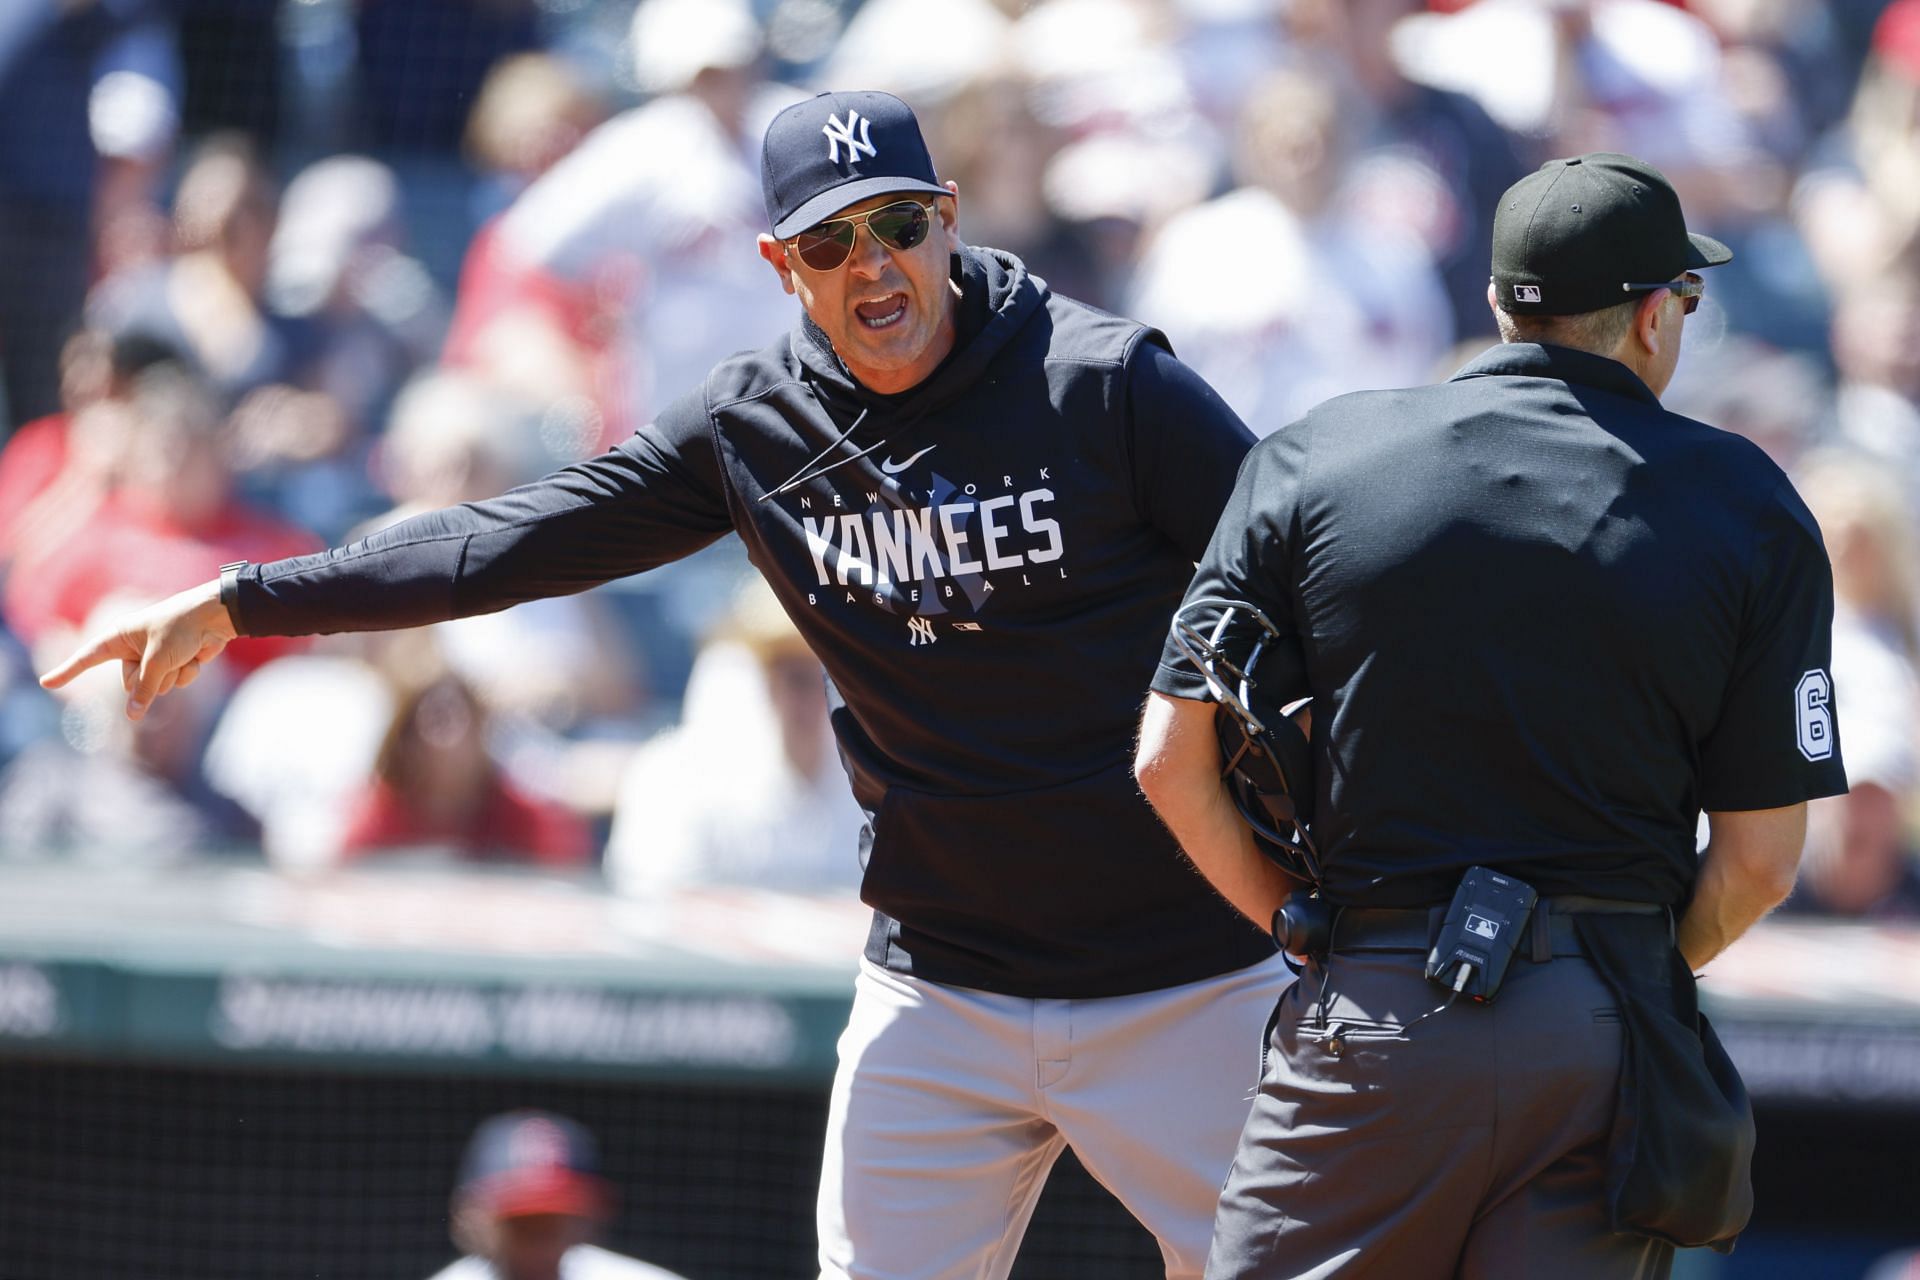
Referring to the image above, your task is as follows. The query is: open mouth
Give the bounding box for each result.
[855,294,909,330]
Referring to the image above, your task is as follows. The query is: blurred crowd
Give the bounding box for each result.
[0,0,1917,921]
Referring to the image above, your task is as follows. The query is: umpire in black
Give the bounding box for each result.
[1136,152,1848,1279]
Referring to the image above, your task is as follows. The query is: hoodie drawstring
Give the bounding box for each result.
[758,404,880,501]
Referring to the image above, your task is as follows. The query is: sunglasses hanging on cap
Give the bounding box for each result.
[789,198,937,271]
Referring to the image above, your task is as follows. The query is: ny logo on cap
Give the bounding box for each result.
[823,110,877,164]
[1514,285,1542,303]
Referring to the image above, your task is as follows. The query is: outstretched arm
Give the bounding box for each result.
[41,393,734,720]
[40,578,236,720]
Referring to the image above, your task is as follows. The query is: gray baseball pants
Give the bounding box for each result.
[817,952,1295,1280]
[1206,917,1674,1280]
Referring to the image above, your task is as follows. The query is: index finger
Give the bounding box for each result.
[39,630,138,691]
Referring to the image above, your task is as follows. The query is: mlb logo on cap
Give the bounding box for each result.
[763,90,948,239]
[1513,285,1542,304]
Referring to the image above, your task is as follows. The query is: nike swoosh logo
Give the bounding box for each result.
[879,445,938,475]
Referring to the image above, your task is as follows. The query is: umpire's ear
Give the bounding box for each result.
[758,234,798,295]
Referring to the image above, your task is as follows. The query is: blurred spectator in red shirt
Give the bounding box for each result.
[0,329,183,568]
[337,672,592,869]
[3,364,316,671]
[0,331,116,544]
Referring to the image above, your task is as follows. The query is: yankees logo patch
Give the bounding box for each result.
[908,616,937,646]
[823,111,877,164]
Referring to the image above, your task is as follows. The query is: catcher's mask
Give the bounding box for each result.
[1170,598,1321,887]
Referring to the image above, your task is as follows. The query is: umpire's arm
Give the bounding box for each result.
[1678,805,1807,971]
[1136,692,1304,927]
[1682,480,1845,969]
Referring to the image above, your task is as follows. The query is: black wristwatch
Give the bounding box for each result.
[217,560,249,635]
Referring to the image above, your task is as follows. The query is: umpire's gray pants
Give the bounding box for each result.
[1206,924,1673,1280]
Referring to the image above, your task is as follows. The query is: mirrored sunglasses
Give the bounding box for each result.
[789,199,937,272]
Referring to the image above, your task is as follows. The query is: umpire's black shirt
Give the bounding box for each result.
[1155,342,1849,909]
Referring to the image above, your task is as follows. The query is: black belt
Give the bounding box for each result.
[1330,898,1665,961]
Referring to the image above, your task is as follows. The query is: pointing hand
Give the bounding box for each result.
[39,579,238,720]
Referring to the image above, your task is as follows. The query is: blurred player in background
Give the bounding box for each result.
[430,1110,685,1280]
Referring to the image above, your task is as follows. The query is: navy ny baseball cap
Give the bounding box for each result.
[763,90,947,239]
[1492,153,1732,316]
[456,1110,610,1220]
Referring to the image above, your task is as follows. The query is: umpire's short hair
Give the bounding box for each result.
[1494,298,1639,353]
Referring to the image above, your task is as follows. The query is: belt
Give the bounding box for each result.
[1330,898,1665,961]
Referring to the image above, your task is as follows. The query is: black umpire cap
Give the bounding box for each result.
[762,90,947,239]
[1492,153,1732,316]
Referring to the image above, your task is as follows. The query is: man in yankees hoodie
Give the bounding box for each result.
[46,91,1288,1280]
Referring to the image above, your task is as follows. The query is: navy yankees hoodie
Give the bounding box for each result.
[232,247,1272,996]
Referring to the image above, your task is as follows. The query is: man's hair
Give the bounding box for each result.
[1494,298,1639,355]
